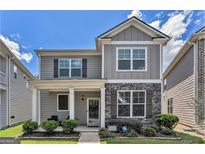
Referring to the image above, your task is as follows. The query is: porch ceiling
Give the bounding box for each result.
[30,79,107,90]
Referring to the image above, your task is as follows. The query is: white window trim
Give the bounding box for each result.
[58,58,82,78]
[57,94,69,112]
[117,90,146,118]
[116,47,147,72]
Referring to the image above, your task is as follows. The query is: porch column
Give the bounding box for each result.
[32,88,37,121]
[100,88,106,128]
[69,88,75,119]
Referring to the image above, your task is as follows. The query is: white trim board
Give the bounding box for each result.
[108,41,160,45]
[107,79,162,83]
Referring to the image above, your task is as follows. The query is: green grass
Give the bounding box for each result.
[101,132,205,144]
[21,139,78,144]
[0,124,23,138]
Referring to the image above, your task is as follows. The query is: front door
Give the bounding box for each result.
[87,98,100,127]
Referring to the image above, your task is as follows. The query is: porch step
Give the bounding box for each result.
[74,126,99,132]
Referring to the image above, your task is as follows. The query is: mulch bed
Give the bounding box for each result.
[20,132,80,139]
[101,132,180,140]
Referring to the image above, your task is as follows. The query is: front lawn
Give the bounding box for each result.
[0,124,23,138]
[21,139,78,144]
[101,132,205,144]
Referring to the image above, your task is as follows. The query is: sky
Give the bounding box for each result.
[0,10,204,76]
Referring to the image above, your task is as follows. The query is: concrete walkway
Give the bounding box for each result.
[78,132,100,144]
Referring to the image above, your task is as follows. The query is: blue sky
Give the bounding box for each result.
[0,10,204,76]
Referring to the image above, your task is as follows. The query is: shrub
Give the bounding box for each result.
[143,126,157,137]
[23,120,38,133]
[107,119,142,133]
[99,128,115,138]
[146,125,159,132]
[61,120,79,134]
[156,114,179,129]
[161,127,174,135]
[126,129,138,137]
[42,120,59,133]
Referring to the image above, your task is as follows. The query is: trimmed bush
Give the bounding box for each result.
[156,114,179,129]
[23,120,38,133]
[126,129,138,137]
[143,126,157,137]
[61,120,79,134]
[42,120,59,133]
[146,125,159,132]
[99,128,115,138]
[107,119,142,133]
[161,127,174,135]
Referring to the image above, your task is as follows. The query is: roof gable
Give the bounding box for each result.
[97,16,170,39]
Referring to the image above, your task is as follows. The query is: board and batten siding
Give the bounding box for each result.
[9,61,32,125]
[104,44,160,79]
[40,55,101,80]
[166,46,194,90]
[164,75,195,126]
[0,90,7,128]
[112,25,153,41]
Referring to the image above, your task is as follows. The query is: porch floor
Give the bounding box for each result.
[35,126,99,132]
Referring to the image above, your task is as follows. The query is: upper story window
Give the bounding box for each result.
[13,65,17,79]
[116,47,147,71]
[59,59,82,78]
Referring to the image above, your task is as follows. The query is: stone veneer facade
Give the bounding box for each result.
[105,83,161,122]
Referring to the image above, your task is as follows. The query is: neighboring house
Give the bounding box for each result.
[0,39,35,129]
[31,17,170,127]
[163,27,205,133]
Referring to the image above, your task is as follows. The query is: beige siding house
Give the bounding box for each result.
[0,39,35,129]
[163,27,205,134]
[31,17,170,128]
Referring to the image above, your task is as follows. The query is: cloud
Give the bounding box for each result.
[0,35,33,63]
[127,10,143,19]
[149,20,161,30]
[194,19,201,25]
[160,11,193,69]
[10,33,20,41]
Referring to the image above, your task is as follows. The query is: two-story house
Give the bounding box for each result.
[31,17,170,127]
[163,27,205,134]
[0,39,35,129]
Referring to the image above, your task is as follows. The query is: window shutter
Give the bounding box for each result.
[82,59,87,78]
[53,59,58,78]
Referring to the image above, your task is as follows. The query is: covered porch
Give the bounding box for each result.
[30,79,106,128]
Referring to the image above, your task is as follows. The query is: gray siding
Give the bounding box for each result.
[0,90,7,128]
[40,55,101,80]
[9,61,32,125]
[40,90,100,125]
[166,46,194,90]
[104,44,160,79]
[112,26,152,41]
[40,91,69,122]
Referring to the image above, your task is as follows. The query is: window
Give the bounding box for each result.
[168,98,173,114]
[117,90,146,118]
[133,91,145,117]
[117,48,147,71]
[117,49,131,70]
[59,59,82,77]
[57,94,69,111]
[14,65,17,79]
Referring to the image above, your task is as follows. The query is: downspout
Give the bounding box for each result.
[7,57,10,126]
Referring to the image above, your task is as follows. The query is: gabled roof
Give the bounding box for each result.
[163,26,205,79]
[97,16,170,39]
[0,39,35,80]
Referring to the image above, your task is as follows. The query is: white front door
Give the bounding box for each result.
[87,98,100,127]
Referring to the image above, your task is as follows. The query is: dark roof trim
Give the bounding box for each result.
[195,26,205,34]
[97,16,170,39]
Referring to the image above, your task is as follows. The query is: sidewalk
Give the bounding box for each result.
[78,132,100,144]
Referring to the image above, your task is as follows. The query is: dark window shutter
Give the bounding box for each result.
[82,59,87,78]
[54,59,58,78]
